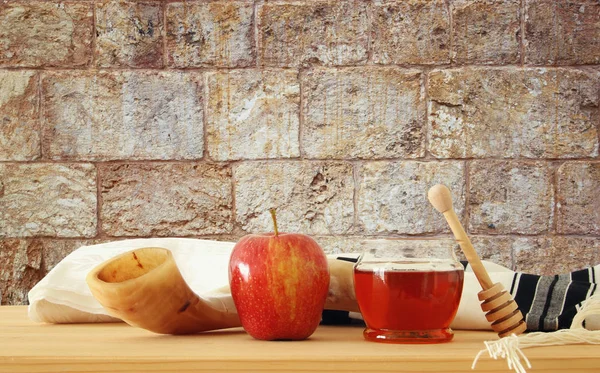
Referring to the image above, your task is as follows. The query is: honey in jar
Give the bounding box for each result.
[353,241,464,344]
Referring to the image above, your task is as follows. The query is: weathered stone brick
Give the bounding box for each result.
[42,71,203,161]
[0,71,40,161]
[372,0,450,64]
[514,236,599,275]
[451,0,520,64]
[206,70,300,161]
[100,163,232,236]
[166,2,254,68]
[96,0,164,68]
[357,161,465,234]
[557,162,600,234]
[258,1,369,67]
[316,236,458,256]
[313,236,363,255]
[0,239,43,305]
[303,68,425,159]
[0,1,93,67]
[0,164,97,238]
[467,236,532,270]
[234,161,354,235]
[525,0,600,65]
[469,161,554,234]
[428,68,599,158]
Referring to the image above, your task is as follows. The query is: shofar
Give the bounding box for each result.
[86,247,358,335]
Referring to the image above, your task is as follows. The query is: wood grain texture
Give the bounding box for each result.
[1,306,599,372]
[428,184,492,289]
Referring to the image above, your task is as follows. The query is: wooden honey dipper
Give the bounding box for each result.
[428,184,527,338]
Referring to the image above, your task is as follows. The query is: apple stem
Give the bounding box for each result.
[270,208,279,236]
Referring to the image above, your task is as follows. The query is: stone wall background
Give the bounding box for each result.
[1,0,599,304]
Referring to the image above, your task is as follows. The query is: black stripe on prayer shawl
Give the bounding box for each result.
[510,272,518,294]
[586,268,596,330]
[571,268,591,283]
[337,256,358,263]
[558,304,578,329]
[321,310,353,325]
[592,267,597,296]
[558,272,592,329]
[514,273,539,320]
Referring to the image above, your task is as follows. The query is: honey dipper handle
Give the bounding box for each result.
[428,185,493,290]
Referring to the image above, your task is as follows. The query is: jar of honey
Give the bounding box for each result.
[353,240,464,344]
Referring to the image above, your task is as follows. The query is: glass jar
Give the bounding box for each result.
[353,240,464,344]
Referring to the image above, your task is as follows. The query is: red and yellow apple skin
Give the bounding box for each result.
[228,233,330,341]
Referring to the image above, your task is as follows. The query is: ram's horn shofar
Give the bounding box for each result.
[86,247,358,335]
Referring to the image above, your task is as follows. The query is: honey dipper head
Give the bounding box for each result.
[428,184,454,214]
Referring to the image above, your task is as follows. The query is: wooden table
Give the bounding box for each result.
[1,306,599,372]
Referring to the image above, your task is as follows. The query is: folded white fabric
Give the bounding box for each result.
[28,238,599,331]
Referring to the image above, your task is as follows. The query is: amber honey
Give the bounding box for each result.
[354,265,464,343]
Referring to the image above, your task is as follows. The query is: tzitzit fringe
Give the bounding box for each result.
[472,293,600,373]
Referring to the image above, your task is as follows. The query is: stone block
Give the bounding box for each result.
[303,68,425,159]
[206,69,300,161]
[42,71,204,161]
[234,161,355,235]
[100,163,233,236]
[451,0,520,64]
[525,0,600,65]
[514,236,599,275]
[372,0,450,64]
[0,164,97,237]
[428,68,599,158]
[317,236,458,257]
[469,161,554,234]
[0,1,93,67]
[96,0,164,68]
[258,1,369,67]
[467,236,529,270]
[0,71,40,160]
[357,161,465,234]
[557,162,600,234]
[0,239,43,305]
[166,1,254,67]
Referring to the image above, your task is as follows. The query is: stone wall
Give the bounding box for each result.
[1,0,599,304]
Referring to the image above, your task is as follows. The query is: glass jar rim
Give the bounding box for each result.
[355,238,461,266]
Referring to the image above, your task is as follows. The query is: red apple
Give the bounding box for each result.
[228,209,330,340]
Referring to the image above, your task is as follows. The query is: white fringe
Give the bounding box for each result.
[471,335,531,373]
[472,293,600,372]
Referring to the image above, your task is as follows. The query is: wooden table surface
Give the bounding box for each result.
[1,306,599,372]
